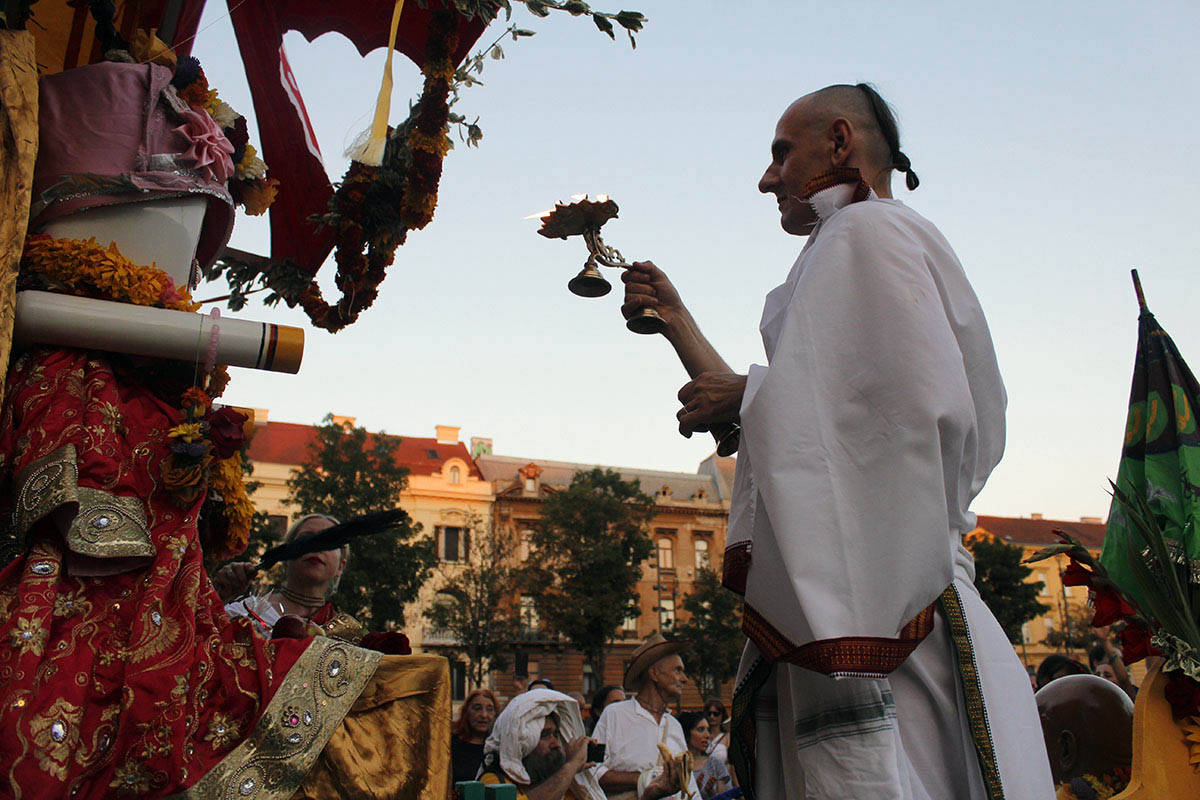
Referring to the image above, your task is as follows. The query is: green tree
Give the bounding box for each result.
[521,468,655,678]
[1042,601,1095,651]
[966,532,1049,643]
[286,414,436,630]
[675,567,744,702]
[424,515,522,689]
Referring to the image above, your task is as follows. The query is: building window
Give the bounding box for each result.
[623,614,639,635]
[520,530,535,562]
[1037,572,1048,596]
[694,538,710,570]
[439,526,470,562]
[658,598,675,629]
[524,477,537,493]
[520,595,540,634]
[1021,622,1031,644]
[450,660,467,701]
[582,664,598,695]
[449,466,461,485]
[657,537,675,571]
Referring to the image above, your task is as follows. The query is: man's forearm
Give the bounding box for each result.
[599,769,640,792]
[666,310,733,379]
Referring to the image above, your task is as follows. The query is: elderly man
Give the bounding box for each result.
[481,688,681,800]
[621,84,1054,798]
[593,634,699,799]
[1036,674,1134,796]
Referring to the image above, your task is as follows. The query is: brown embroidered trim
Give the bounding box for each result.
[937,586,1005,800]
[722,541,752,596]
[742,597,938,678]
[169,637,381,800]
[798,166,871,203]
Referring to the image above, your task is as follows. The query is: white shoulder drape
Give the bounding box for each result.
[730,198,1006,649]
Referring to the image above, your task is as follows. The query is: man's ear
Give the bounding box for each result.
[1059,730,1078,772]
[829,117,854,166]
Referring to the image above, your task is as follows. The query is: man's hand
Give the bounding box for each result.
[621,261,688,336]
[677,372,747,437]
[565,736,593,771]
[641,757,683,800]
[212,561,256,602]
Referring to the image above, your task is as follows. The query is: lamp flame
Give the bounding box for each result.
[524,208,555,220]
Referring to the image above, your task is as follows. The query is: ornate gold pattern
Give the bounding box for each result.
[13,444,77,537]
[11,442,154,564]
[66,487,153,560]
[168,637,380,800]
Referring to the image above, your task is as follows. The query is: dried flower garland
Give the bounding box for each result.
[289,7,460,332]
[1053,768,1130,800]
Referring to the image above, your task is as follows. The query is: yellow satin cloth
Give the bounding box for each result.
[294,653,451,800]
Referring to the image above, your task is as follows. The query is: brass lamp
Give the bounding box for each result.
[535,195,665,334]
[533,195,740,456]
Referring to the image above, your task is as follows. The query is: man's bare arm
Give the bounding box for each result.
[621,261,732,379]
[598,770,640,792]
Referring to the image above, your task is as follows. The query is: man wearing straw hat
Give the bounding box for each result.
[593,633,700,799]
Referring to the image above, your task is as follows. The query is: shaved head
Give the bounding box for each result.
[787,85,893,173]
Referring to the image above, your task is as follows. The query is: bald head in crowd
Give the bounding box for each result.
[1036,673,1134,785]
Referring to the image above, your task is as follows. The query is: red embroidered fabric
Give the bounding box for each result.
[0,348,311,797]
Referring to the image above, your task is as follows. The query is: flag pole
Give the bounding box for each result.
[1131,269,1149,313]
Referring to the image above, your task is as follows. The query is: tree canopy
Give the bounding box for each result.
[286,414,436,630]
[424,515,522,689]
[967,531,1049,644]
[521,468,655,675]
[675,566,743,701]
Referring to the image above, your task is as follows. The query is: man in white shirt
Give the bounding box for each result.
[593,634,700,800]
[620,84,1054,799]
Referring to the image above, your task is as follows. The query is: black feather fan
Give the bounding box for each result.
[257,509,411,570]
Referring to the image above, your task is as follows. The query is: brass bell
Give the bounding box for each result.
[625,308,667,335]
[567,263,612,298]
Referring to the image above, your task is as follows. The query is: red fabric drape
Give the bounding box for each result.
[0,348,311,798]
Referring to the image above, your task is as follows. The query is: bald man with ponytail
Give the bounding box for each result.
[621,85,1053,799]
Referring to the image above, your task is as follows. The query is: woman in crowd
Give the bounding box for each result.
[703,699,730,768]
[677,711,733,799]
[452,689,500,783]
[216,513,350,637]
[586,684,625,734]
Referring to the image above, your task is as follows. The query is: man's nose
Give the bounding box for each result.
[757,167,777,194]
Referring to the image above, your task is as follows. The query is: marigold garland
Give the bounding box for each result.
[20,236,199,312]
[289,7,460,333]
[208,454,254,560]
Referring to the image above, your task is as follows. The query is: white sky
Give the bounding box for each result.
[192,1,1200,522]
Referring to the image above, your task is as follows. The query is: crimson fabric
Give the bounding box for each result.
[0,348,311,798]
[226,0,489,274]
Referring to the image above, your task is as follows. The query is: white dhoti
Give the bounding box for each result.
[721,173,1054,800]
[735,548,1053,800]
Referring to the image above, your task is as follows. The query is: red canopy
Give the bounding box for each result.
[228,0,491,275]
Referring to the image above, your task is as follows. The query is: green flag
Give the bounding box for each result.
[1100,271,1200,620]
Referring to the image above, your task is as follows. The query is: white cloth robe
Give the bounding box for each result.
[728,188,1054,799]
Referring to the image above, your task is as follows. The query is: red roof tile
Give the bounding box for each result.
[246,421,482,479]
[974,515,1107,550]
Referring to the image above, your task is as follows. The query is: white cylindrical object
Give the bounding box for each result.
[13,291,304,374]
[36,197,208,289]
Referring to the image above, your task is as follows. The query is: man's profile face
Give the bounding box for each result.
[758,100,830,236]
[523,716,566,787]
[649,654,687,703]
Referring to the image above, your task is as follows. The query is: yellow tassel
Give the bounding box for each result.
[345,0,407,166]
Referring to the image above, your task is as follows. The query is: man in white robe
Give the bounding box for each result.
[620,84,1054,799]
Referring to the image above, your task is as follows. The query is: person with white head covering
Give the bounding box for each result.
[481,688,683,800]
